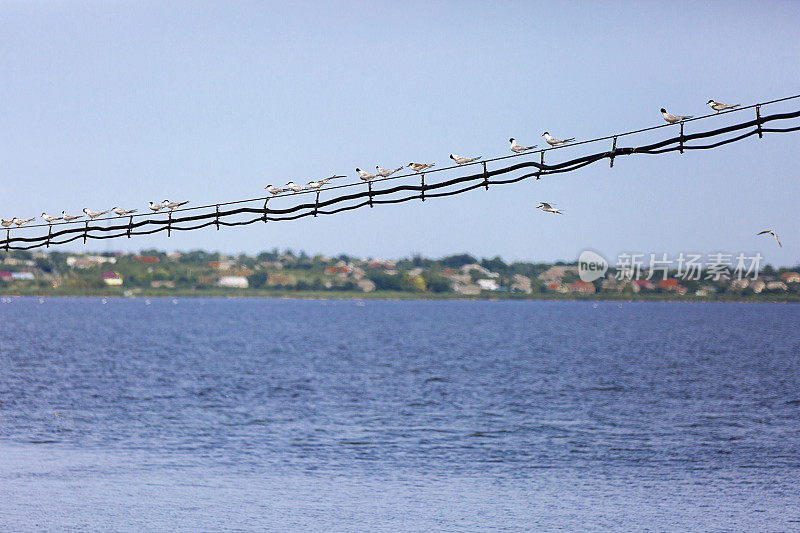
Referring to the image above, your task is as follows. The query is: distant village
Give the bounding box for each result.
[1,249,798,300]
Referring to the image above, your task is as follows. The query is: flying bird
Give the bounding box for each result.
[757,230,782,248]
[660,108,692,124]
[509,138,538,153]
[407,162,435,173]
[284,182,307,193]
[542,132,575,146]
[162,200,189,210]
[41,213,62,224]
[536,202,563,214]
[61,211,83,222]
[376,165,403,178]
[13,217,35,226]
[707,100,740,113]
[356,168,378,181]
[449,154,481,165]
[83,208,108,220]
[110,207,137,216]
[148,201,164,212]
[264,185,286,196]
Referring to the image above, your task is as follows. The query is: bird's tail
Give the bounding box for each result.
[565,138,575,142]
[474,156,482,161]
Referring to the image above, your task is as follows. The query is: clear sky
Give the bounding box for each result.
[2,1,799,266]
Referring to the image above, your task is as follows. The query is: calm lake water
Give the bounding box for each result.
[1,298,799,531]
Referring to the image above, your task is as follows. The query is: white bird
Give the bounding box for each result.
[536,202,563,214]
[407,162,435,173]
[41,212,62,224]
[660,108,692,124]
[83,208,108,220]
[541,132,575,146]
[284,182,307,193]
[707,99,740,113]
[162,200,189,210]
[509,138,538,154]
[264,184,287,196]
[61,211,83,222]
[1,219,14,228]
[148,201,164,213]
[449,154,481,165]
[356,168,378,181]
[110,207,137,216]
[13,217,35,226]
[757,230,782,248]
[376,165,403,178]
[306,175,343,189]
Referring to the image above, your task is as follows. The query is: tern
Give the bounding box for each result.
[356,168,378,181]
[509,138,538,154]
[660,108,692,124]
[148,201,164,212]
[1,219,15,228]
[307,176,338,189]
[757,230,782,248]
[13,217,35,226]
[284,182,307,193]
[536,202,563,214]
[707,100,740,113]
[407,162,435,173]
[449,154,481,165]
[110,207,137,216]
[41,213,62,224]
[83,208,109,220]
[61,211,83,222]
[541,132,575,146]
[376,165,403,178]
[162,200,189,211]
[264,184,287,196]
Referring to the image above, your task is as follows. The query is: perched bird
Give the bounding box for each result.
[449,154,481,165]
[285,182,307,193]
[148,201,164,213]
[61,211,83,222]
[376,165,403,178]
[83,208,108,220]
[757,230,782,248]
[306,175,342,189]
[13,217,35,226]
[356,168,378,181]
[264,184,287,196]
[536,202,563,214]
[407,162,435,173]
[110,207,137,216]
[162,200,189,210]
[1,219,15,228]
[541,132,575,146]
[41,212,62,224]
[707,100,740,113]
[660,108,692,124]
[509,138,538,154]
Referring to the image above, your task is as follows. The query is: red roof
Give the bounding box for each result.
[133,255,159,263]
[657,278,679,288]
[101,271,120,279]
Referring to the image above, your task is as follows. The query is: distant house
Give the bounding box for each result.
[102,271,122,286]
[218,276,249,288]
[133,255,160,263]
[766,281,788,291]
[476,279,500,291]
[750,280,766,294]
[780,272,800,283]
[569,280,596,294]
[453,283,481,296]
[0,271,13,281]
[11,272,35,281]
[537,266,578,283]
[633,280,654,290]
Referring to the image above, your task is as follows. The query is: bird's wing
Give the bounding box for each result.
[775,234,782,247]
[756,230,771,235]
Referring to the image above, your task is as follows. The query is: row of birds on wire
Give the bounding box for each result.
[1,99,746,231]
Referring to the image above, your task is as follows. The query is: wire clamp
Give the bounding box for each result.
[756,105,763,139]
[167,211,172,237]
[368,181,374,208]
[536,152,544,180]
[127,216,133,238]
[482,161,489,190]
[610,136,617,168]
[215,205,221,230]
[679,123,685,154]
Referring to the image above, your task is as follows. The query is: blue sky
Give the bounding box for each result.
[2,1,799,265]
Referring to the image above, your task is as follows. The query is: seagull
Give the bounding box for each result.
[541,132,575,146]
[110,207,137,216]
[356,168,378,181]
[449,154,481,165]
[376,165,403,178]
[83,208,109,220]
[1,219,15,228]
[13,217,35,226]
[509,138,538,154]
[707,100,740,113]
[284,182,307,193]
[41,212,62,224]
[61,210,83,222]
[162,200,189,210]
[264,184,287,196]
[148,201,164,212]
[407,162,435,173]
[536,202,563,214]
[757,230,782,248]
[660,108,692,124]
